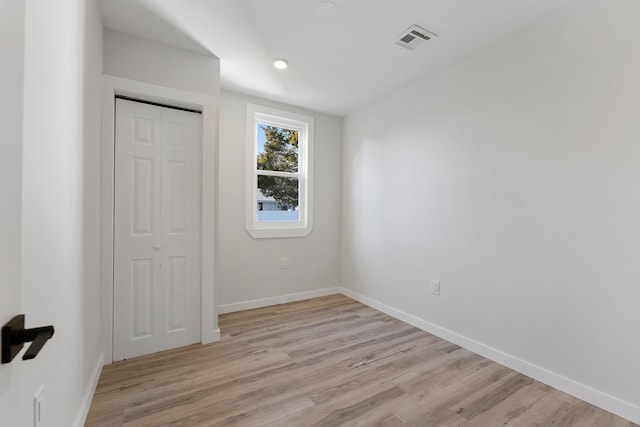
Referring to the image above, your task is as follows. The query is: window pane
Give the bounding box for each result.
[257,175,299,222]
[256,124,299,173]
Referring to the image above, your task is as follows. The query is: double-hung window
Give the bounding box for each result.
[246,104,314,238]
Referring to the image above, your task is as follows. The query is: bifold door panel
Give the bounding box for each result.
[113,99,202,361]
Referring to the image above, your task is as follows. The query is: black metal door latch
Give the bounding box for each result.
[1,315,54,364]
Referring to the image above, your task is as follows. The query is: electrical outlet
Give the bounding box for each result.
[34,385,44,427]
[280,257,288,270]
[431,280,440,296]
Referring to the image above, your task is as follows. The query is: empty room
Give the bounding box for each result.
[1,0,639,426]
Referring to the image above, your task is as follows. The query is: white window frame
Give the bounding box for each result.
[246,103,314,238]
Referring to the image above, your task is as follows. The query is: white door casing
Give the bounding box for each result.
[101,76,219,366]
[113,98,202,361]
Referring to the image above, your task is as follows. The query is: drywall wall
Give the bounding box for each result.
[16,0,104,425]
[80,0,105,421]
[342,0,640,422]
[103,28,219,96]
[0,1,24,425]
[217,91,342,311]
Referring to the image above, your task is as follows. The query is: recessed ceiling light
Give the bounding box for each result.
[273,59,288,70]
[315,1,337,17]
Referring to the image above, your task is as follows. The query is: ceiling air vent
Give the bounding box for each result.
[396,25,437,50]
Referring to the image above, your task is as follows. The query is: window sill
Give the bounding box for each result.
[246,225,313,239]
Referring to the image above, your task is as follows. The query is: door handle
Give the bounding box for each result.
[153,244,161,251]
[1,315,54,364]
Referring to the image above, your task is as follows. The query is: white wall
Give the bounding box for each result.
[12,0,104,426]
[218,91,342,311]
[342,0,640,422]
[81,0,105,405]
[103,29,219,96]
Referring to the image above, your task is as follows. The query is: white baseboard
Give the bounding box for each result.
[217,287,341,314]
[339,287,640,425]
[73,352,104,427]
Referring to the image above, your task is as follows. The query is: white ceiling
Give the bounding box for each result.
[98,0,573,116]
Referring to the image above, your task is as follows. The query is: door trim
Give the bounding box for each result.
[101,75,219,364]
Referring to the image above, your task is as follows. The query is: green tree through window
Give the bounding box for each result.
[246,103,313,238]
[257,125,299,209]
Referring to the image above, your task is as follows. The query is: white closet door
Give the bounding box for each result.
[113,98,201,361]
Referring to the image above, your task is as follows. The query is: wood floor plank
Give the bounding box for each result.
[86,295,638,427]
[454,372,534,420]
[311,386,406,427]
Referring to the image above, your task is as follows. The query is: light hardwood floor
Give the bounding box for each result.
[86,295,637,426]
